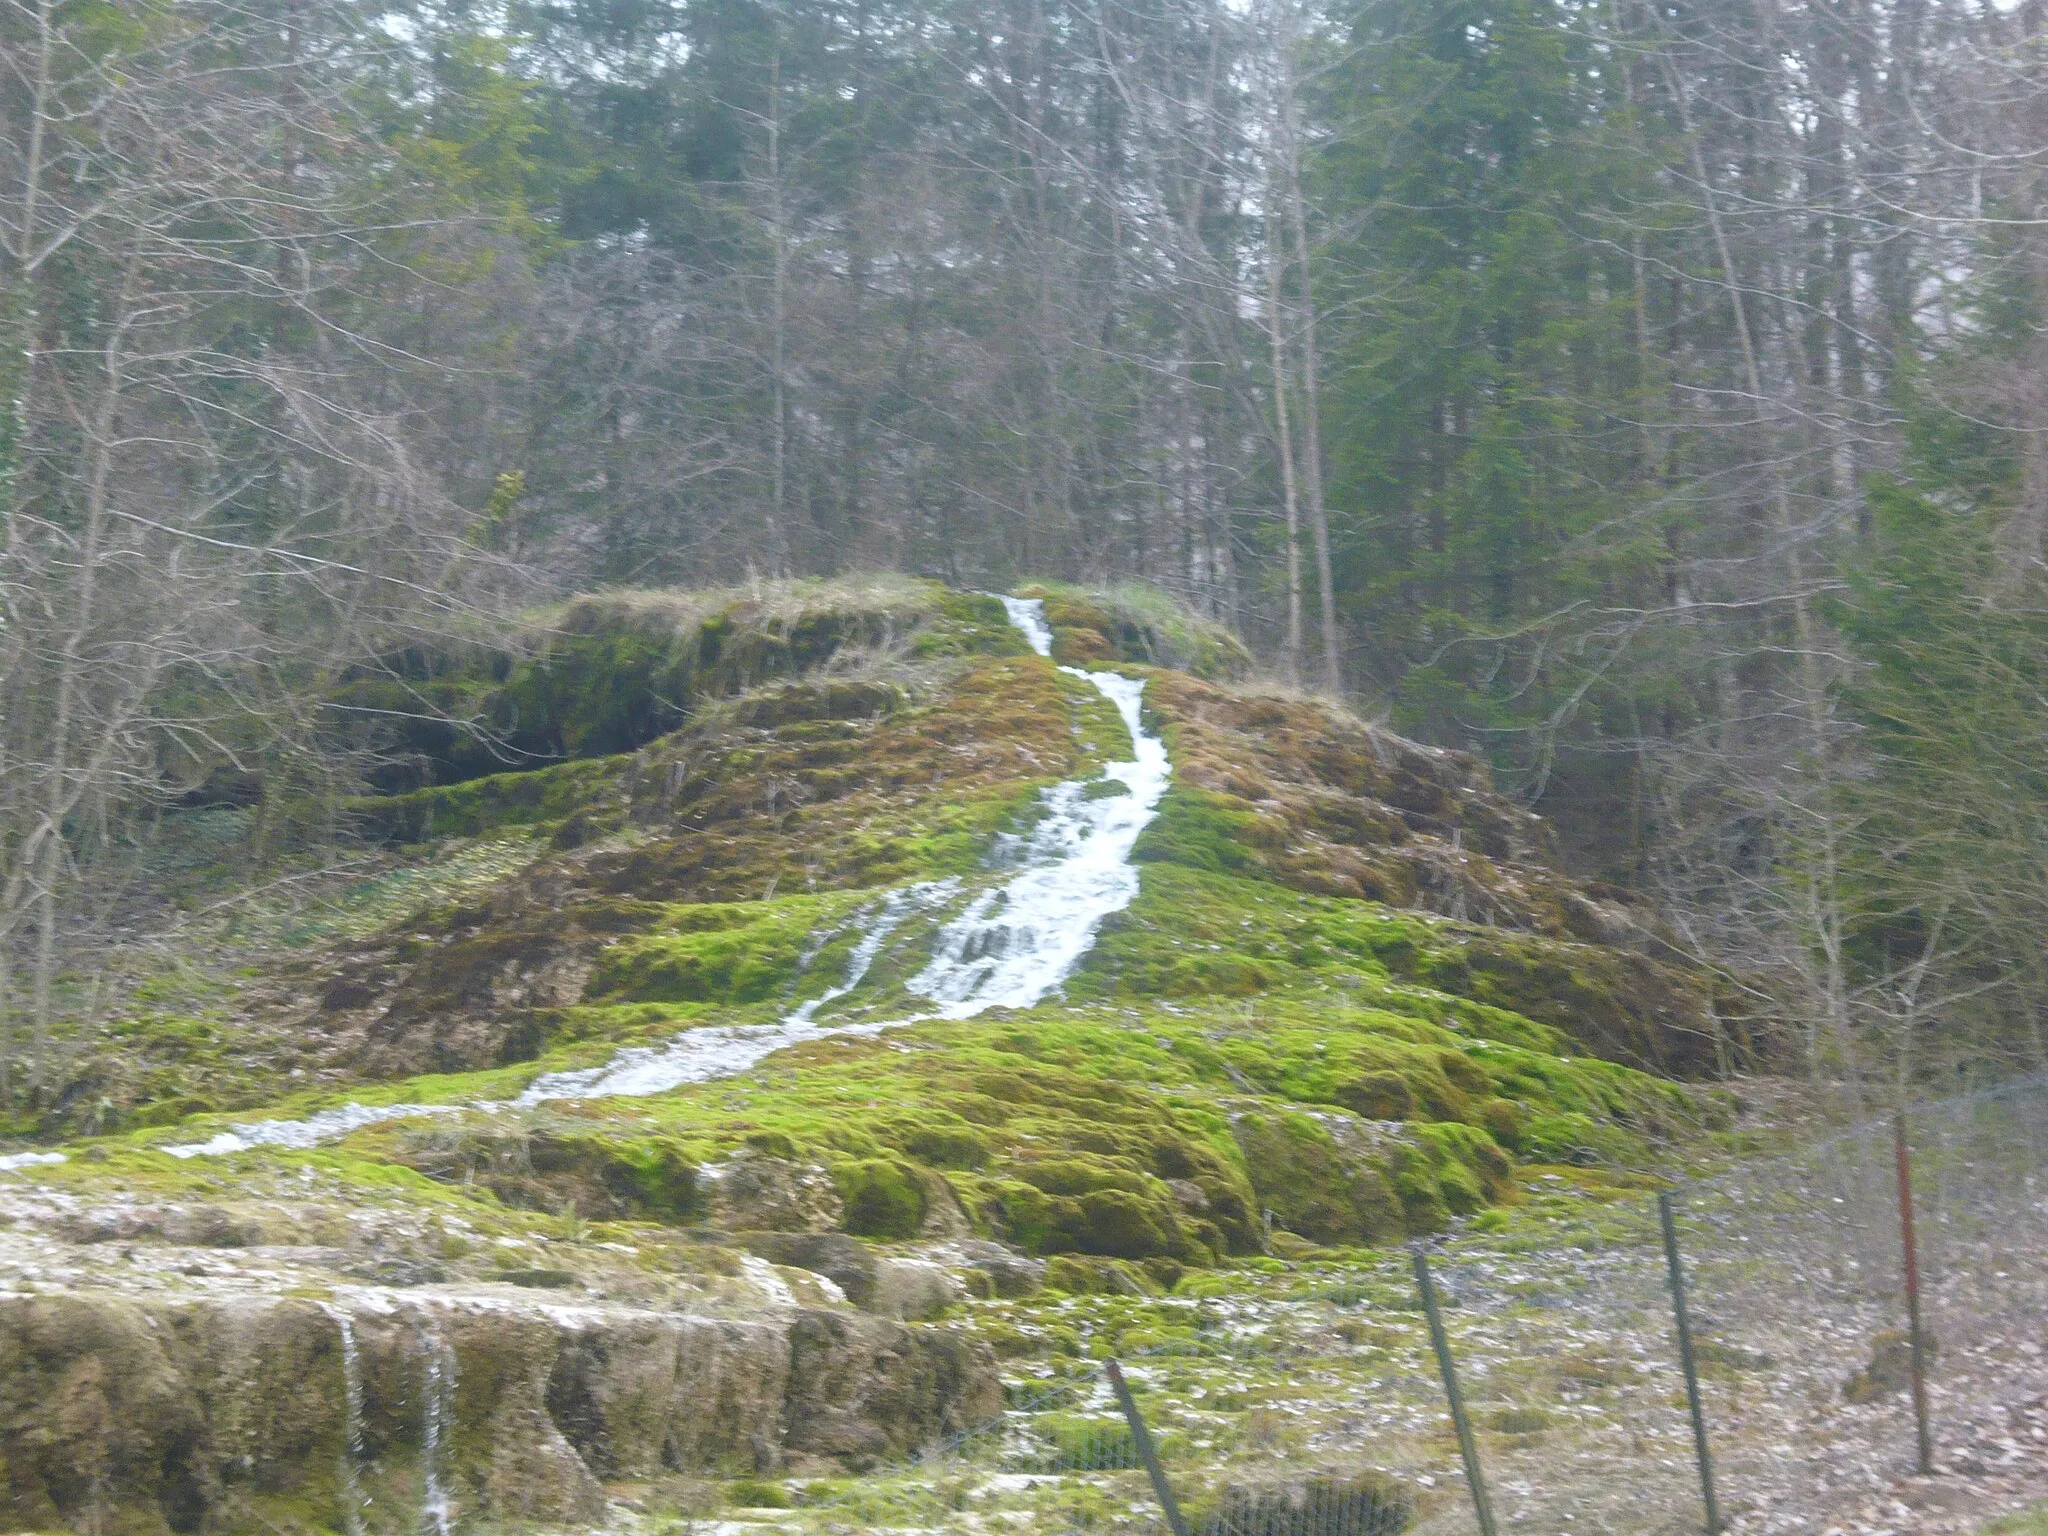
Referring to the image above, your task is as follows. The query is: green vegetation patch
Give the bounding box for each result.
[1083,861,1715,1077]
[56,852,1704,1263]
[1020,581,1253,681]
[344,755,629,844]
[586,890,876,1007]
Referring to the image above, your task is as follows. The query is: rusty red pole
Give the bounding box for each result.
[1893,1112,1934,1475]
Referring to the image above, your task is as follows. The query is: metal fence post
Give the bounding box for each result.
[1659,1191,1723,1533]
[1106,1358,1191,1536]
[1894,1112,1935,1475]
[1412,1248,1498,1536]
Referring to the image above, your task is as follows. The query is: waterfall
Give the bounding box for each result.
[507,877,959,1105]
[141,594,1169,1156]
[904,596,1169,1017]
[500,594,1170,1101]
[419,1318,457,1536]
[321,1303,368,1536]
[161,1101,461,1160]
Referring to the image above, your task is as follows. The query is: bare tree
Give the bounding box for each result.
[0,0,503,1094]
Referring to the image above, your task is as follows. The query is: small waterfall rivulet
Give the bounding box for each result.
[506,876,961,1104]
[320,1303,368,1536]
[418,1320,457,1536]
[904,596,1169,1017]
[136,595,1170,1158]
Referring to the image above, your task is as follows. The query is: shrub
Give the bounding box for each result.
[723,1479,791,1509]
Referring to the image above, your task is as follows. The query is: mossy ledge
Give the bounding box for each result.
[1,578,1746,1533]
[0,1287,997,1534]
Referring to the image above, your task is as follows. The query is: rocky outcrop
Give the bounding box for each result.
[737,1232,969,1320]
[0,1287,999,1535]
[1135,673,1730,1075]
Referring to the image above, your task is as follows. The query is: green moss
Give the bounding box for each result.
[1132,784,1289,881]
[896,1121,992,1170]
[1520,1110,1643,1166]
[15,583,1724,1304]
[725,1479,793,1509]
[442,1126,703,1223]
[63,931,1690,1262]
[343,757,627,844]
[1230,1111,1404,1247]
[331,577,1034,826]
[835,1158,927,1238]
[1343,1072,1415,1120]
[1031,1412,1190,1469]
[583,654,1101,906]
[1409,1122,1512,1208]
[586,892,867,1006]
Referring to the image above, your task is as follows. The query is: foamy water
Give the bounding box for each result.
[506,879,959,1105]
[908,597,1169,1016]
[54,595,1169,1164]
[160,1101,464,1159]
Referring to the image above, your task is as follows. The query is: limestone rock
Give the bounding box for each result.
[866,1259,963,1320]
[738,1233,965,1320]
[0,1285,998,1534]
[936,1239,1047,1299]
[782,1309,1001,1469]
[704,1148,845,1232]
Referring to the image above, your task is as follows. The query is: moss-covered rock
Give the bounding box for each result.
[327,577,1031,813]
[834,1158,928,1239]
[0,1288,1000,1533]
[389,1123,703,1222]
[344,757,629,845]
[1229,1110,1405,1247]
[0,574,1777,1536]
[1018,582,1253,680]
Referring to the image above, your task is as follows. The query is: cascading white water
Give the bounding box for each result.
[162,1101,462,1160]
[905,596,1169,1017]
[507,877,960,1105]
[496,595,1170,1100]
[321,1303,368,1536]
[114,595,1168,1161]
[419,1320,457,1536]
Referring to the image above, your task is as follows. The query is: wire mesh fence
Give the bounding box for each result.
[713,1076,2048,1536]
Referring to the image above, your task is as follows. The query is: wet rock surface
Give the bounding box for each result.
[0,1220,999,1534]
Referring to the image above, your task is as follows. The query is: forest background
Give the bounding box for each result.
[4,0,2047,1107]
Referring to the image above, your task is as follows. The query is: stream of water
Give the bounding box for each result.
[321,1303,368,1536]
[419,1320,458,1536]
[90,595,1167,1162]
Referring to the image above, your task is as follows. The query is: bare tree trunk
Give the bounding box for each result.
[28,255,137,1090]
[766,30,791,578]
[1264,176,1304,686]
[1271,0,1341,697]
[1643,2,1851,1084]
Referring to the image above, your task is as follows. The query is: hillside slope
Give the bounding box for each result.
[0,580,1736,1535]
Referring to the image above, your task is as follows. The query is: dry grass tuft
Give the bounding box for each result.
[535,573,943,640]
